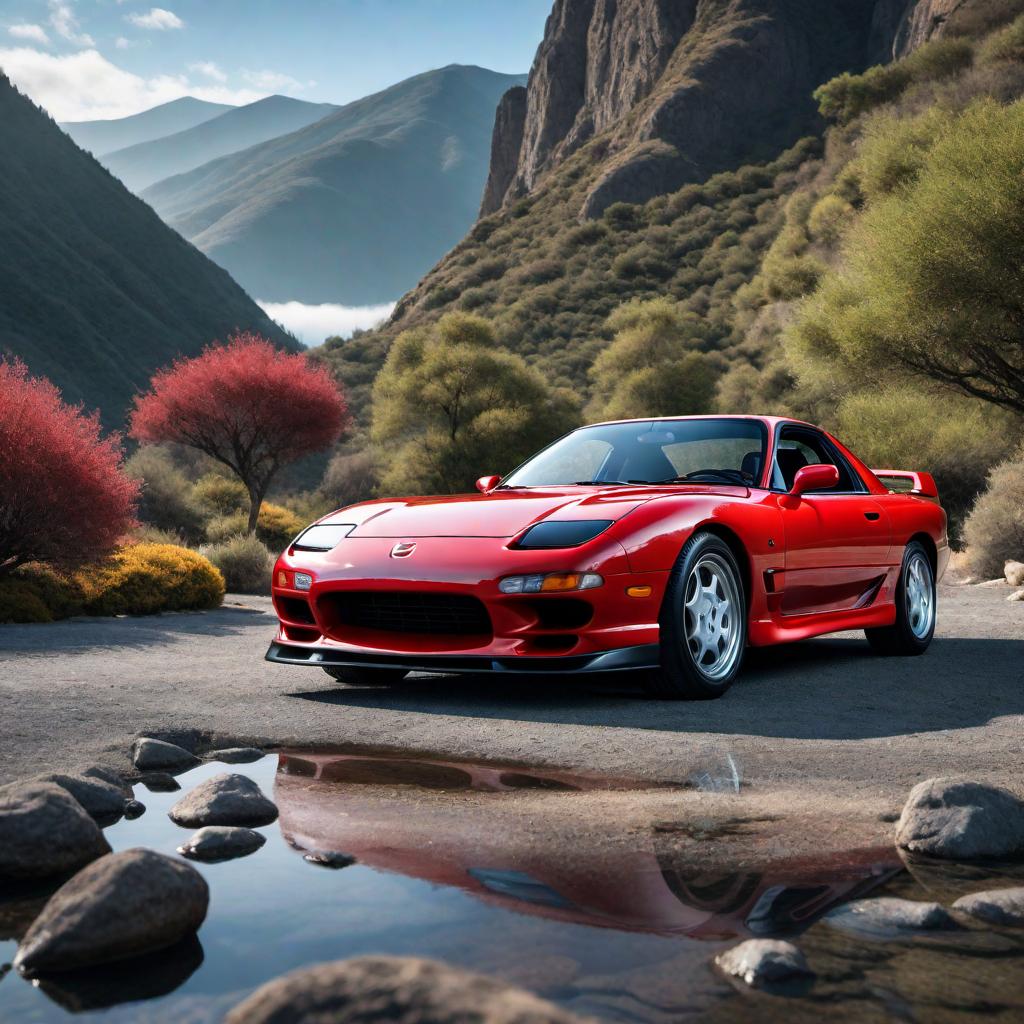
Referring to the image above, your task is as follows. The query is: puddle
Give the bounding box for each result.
[1,752,1023,1022]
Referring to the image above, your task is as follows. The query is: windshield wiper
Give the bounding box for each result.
[652,470,750,485]
[572,480,637,486]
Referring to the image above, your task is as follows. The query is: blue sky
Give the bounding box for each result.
[1,0,550,121]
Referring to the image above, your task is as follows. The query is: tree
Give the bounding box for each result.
[0,359,138,575]
[788,99,1024,416]
[130,332,348,532]
[587,298,722,421]
[371,312,576,494]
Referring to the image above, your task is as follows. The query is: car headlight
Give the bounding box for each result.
[499,572,603,594]
[291,523,355,552]
[514,520,614,549]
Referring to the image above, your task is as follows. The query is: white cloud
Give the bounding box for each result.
[8,24,50,44]
[126,7,184,30]
[114,35,130,49]
[188,60,225,82]
[0,47,265,121]
[48,0,94,46]
[257,300,396,346]
[241,68,306,93]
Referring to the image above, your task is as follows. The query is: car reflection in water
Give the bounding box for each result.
[274,752,900,941]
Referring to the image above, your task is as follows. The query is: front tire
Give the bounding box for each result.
[866,540,935,656]
[322,666,409,686]
[642,532,747,699]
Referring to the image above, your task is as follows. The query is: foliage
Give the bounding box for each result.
[0,578,53,623]
[80,542,224,616]
[125,446,205,544]
[587,299,722,421]
[371,312,577,493]
[0,359,139,576]
[963,453,1024,578]
[205,502,304,551]
[0,565,87,623]
[202,534,273,595]
[130,332,349,531]
[320,450,380,509]
[192,474,249,517]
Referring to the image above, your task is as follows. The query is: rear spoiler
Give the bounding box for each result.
[871,469,939,501]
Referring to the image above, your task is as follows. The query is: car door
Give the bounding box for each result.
[770,427,891,616]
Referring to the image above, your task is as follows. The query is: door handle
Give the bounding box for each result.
[864,511,881,521]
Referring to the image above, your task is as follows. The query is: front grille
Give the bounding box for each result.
[318,591,492,636]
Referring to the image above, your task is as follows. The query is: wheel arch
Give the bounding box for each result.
[690,522,752,611]
[908,531,938,575]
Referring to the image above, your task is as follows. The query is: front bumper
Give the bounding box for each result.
[265,640,661,675]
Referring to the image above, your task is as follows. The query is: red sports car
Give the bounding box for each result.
[267,415,948,698]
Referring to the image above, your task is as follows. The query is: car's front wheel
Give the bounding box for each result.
[322,666,410,686]
[865,540,935,656]
[642,531,747,699]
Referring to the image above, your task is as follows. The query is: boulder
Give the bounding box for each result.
[225,955,586,1024]
[953,887,1024,927]
[303,851,357,869]
[139,772,181,793]
[715,939,813,987]
[1004,560,1024,587]
[896,778,1024,859]
[169,773,278,827]
[123,800,146,820]
[205,747,264,764]
[824,897,959,938]
[132,738,200,773]
[14,849,209,976]
[178,826,266,862]
[1008,589,1024,602]
[35,771,128,821]
[0,782,110,880]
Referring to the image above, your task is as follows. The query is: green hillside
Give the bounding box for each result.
[0,75,295,429]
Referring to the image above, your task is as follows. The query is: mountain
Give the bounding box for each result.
[142,65,527,305]
[102,95,339,193]
[60,96,234,157]
[0,75,294,429]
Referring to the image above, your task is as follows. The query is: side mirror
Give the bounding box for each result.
[790,463,839,496]
[476,475,502,494]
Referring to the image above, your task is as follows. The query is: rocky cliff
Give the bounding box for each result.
[480,0,963,219]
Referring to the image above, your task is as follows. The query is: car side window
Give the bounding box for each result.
[771,429,861,493]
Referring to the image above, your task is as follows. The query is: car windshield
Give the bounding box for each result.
[501,418,768,488]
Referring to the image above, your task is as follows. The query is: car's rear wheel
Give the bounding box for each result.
[642,531,746,699]
[322,666,410,686]
[865,540,935,656]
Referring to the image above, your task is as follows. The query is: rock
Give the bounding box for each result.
[824,897,959,938]
[205,747,264,764]
[479,85,528,216]
[896,778,1024,859]
[139,772,181,793]
[123,800,146,820]
[303,851,356,869]
[1004,560,1024,587]
[178,826,266,862]
[715,939,813,987]
[14,849,209,976]
[1007,588,1024,602]
[34,771,128,822]
[953,887,1024,927]
[0,782,110,880]
[169,773,278,828]
[225,955,586,1024]
[132,738,200,773]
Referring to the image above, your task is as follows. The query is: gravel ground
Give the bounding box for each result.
[1,577,1021,838]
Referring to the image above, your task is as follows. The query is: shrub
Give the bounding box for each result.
[978,13,1024,62]
[203,534,273,595]
[125,446,205,543]
[81,543,224,616]
[0,578,52,623]
[193,474,248,517]
[205,502,303,551]
[807,194,855,245]
[963,454,1024,579]
[320,450,380,507]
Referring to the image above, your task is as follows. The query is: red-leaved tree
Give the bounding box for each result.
[130,333,349,532]
[0,359,139,576]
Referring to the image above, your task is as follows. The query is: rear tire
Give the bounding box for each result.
[865,540,935,656]
[322,666,409,686]
[642,531,747,700]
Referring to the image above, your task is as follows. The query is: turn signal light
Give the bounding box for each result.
[277,570,288,587]
[626,585,653,598]
[499,572,603,594]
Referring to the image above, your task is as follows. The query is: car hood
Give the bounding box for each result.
[322,488,657,540]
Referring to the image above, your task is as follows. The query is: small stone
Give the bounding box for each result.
[169,773,278,828]
[178,826,266,862]
[824,897,959,938]
[1004,560,1024,587]
[205,747,263,764]
[123,800,146,820]
[1007,588,1024,602]
[139,772,181,793]
[715,939,813,987]
[303,851,356,869]
[133,738,200,773]
[953,887,1024,927]
[14,849,209,976]
[225,956,586,1024]
[896,778,1024,859]
[34,771,128,821]
[0,783,110,880]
